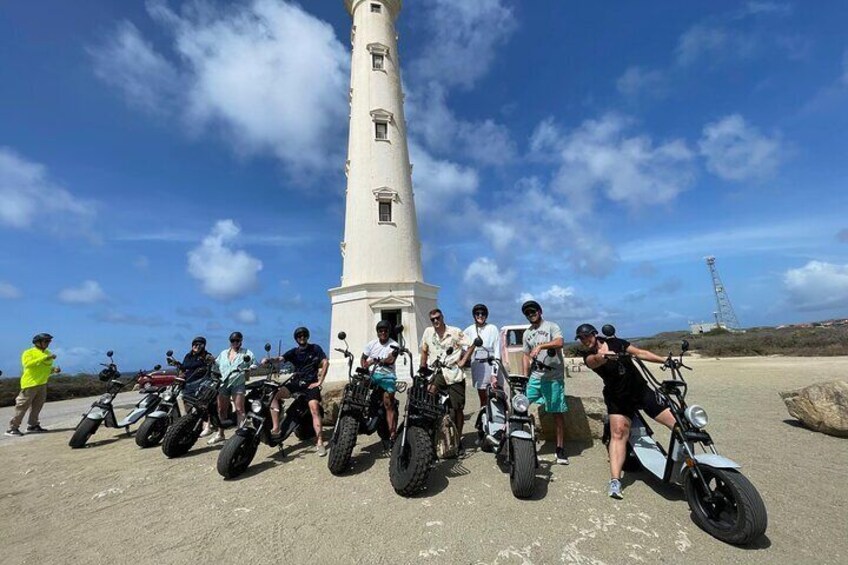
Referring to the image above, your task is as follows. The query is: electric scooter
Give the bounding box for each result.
[600,325,767,545]
[135,350,185,448]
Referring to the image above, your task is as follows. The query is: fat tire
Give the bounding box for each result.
[327,414,359,475]
[294,421,316,441]
[161,413,201,458]
[216,434,259,479]
[510,438,536,499]
[69,418,100,449]
[683,466,768,545]
[389,426,433,496]
[135,417,167,448]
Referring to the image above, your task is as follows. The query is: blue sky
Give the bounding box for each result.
[1,0,847,373]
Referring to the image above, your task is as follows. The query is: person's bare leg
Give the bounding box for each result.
[384,392,396,438]
[476,388,487,409]
[308,399,323,446]
[608,414,632,479]
[270,390,284,434]
[555,413,564,450]
[233,394,245,425]
[216,395,229,433]
[653,408,675,430]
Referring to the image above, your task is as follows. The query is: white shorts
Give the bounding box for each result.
[469,360,503,390]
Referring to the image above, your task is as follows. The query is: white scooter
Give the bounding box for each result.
[600,325,767,545]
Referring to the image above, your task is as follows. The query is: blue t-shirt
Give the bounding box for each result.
[282,344,327,383]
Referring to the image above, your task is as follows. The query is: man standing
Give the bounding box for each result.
[576,323,675,499]
[521,300,569,465]
[419,308,476,455]
[265,327,329,456]
[361,320,399,450]
[6,333,61,436]
[207,331,254,445]
[463,303,502,409]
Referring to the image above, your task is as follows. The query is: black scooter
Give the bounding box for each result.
[69,351,162,449]
[216,344,320,478]
[326,331,397,475]
[135,350,185,448]
[161,356,250,458]
[388,343,457,497]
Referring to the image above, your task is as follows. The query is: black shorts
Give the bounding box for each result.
[283,379,322,403]
[433,373,465,411]
[603,386,667,419]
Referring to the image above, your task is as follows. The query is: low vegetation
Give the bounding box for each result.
[1,374,105,408]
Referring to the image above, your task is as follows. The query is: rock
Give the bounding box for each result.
[780,380,848,438]
[321,384,345,427]
[532,396,606,444]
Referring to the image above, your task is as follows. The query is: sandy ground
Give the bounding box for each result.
[1,356,846,564]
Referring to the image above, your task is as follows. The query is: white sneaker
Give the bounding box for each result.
[207,431,225,445]
[199,427,214,438]
[316,444,327,457]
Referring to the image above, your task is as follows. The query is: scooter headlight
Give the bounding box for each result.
[161,392,173,402]
[684,405,708,428]
[251,400,262,414]
[512,393,530,413]
[99,394,112,404]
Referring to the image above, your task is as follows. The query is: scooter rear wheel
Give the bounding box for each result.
[69,418,101,449]
[683,465,767,545]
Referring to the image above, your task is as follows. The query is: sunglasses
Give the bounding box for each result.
[473,311,487,317]
[430,316,442,323]
[523,309,538,317]
[192,343,203,347]
[377,329,389,333]
[229,339,242,343]
[295,333,308,339]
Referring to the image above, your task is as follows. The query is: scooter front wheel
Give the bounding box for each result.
[327,414,359,476]
[217,434,259,479]
[389,426,433,496]
[135,417,167,448]
[683,465,767,545]
[509,438,536,499]
[161,413,201,458]
[69,418,101,449]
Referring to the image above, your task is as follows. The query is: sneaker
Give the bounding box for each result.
[457,439,466,458]
[5,428,23,437]
[199,427,214,438]
[608,479,624,499]
[316,444,327,457]
[381,439,393,452]
[555,447,570,465]
[207,431,225,445]
[26,424,47,433]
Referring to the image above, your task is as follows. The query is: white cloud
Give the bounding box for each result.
[536,114,696,209]
[699,114,783,181]
[518,285,600,324]
[409,142,479,219]
[0,281,22,299]
[0,147,94,230]
[51,347,105,372]
[187,220,263,300]
[95,309,166,327]
[92,0,349,176]
[411,0,516,90]
[234,308,258,325]
[616,66,668,97]
[59,280,107,304]
[783,261,848,311]
[464,257,516,290]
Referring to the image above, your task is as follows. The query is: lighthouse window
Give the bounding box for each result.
[375,121,388,140]
[379,201,392,223]
[371,3,381,13]
[372,53,384,70]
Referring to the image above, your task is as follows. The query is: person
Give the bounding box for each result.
[419,308,476,456]
[576,323,676,500]
[179,336,216,438]
[521,300,569,465]
[361,320,399,450]
[264,327,329,456]
[463,303,502,409]
[207,331,254,445]
[6,333,61,437]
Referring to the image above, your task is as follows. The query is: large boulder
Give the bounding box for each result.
[532,396,606,444]
[321,384,345,427]
[780,380,848,438]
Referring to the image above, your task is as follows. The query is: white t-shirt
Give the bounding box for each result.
[522,320,565,380]
[463,323,500,361]
[362,338,398,379]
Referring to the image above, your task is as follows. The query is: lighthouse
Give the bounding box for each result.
[327,0,438,380]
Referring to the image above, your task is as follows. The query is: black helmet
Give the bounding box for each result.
[575,323,598,340]
[376,320,392,332]
[191,336,207,347]
[472,303,489,317]
[32,332,53,344]
[293,326,310,340]
[229,331,243,342]
[521,300,541,315]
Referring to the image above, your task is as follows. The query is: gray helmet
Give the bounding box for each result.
[32,333,53,344]
[191,336,207,347]
[575,324,597,340]
[521,300,541,315]
[293,327,310,340]
[376,320,392,332]
[472,303,489,317]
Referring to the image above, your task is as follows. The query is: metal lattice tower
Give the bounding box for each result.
[705,256,740,330]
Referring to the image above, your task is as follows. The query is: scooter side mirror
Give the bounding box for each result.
[106,350,114,358]
[681,339,690,353]
[547,349,555,357]
[601,324,616,337]
[153,364,162,371]
[166,350,174,357]
[264,343,272,352]
[473,337,484,347]
[395,324,404,333]
[446,347,454,355]
[243,356,251,364]
[338,331,347,341]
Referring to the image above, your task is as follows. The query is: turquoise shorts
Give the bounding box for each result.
[526,378,567,413]
[371,373,397,394]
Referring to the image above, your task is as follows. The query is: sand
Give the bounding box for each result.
[1,356,846,564]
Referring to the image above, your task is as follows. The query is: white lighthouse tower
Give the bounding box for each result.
[327,0,438,380]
